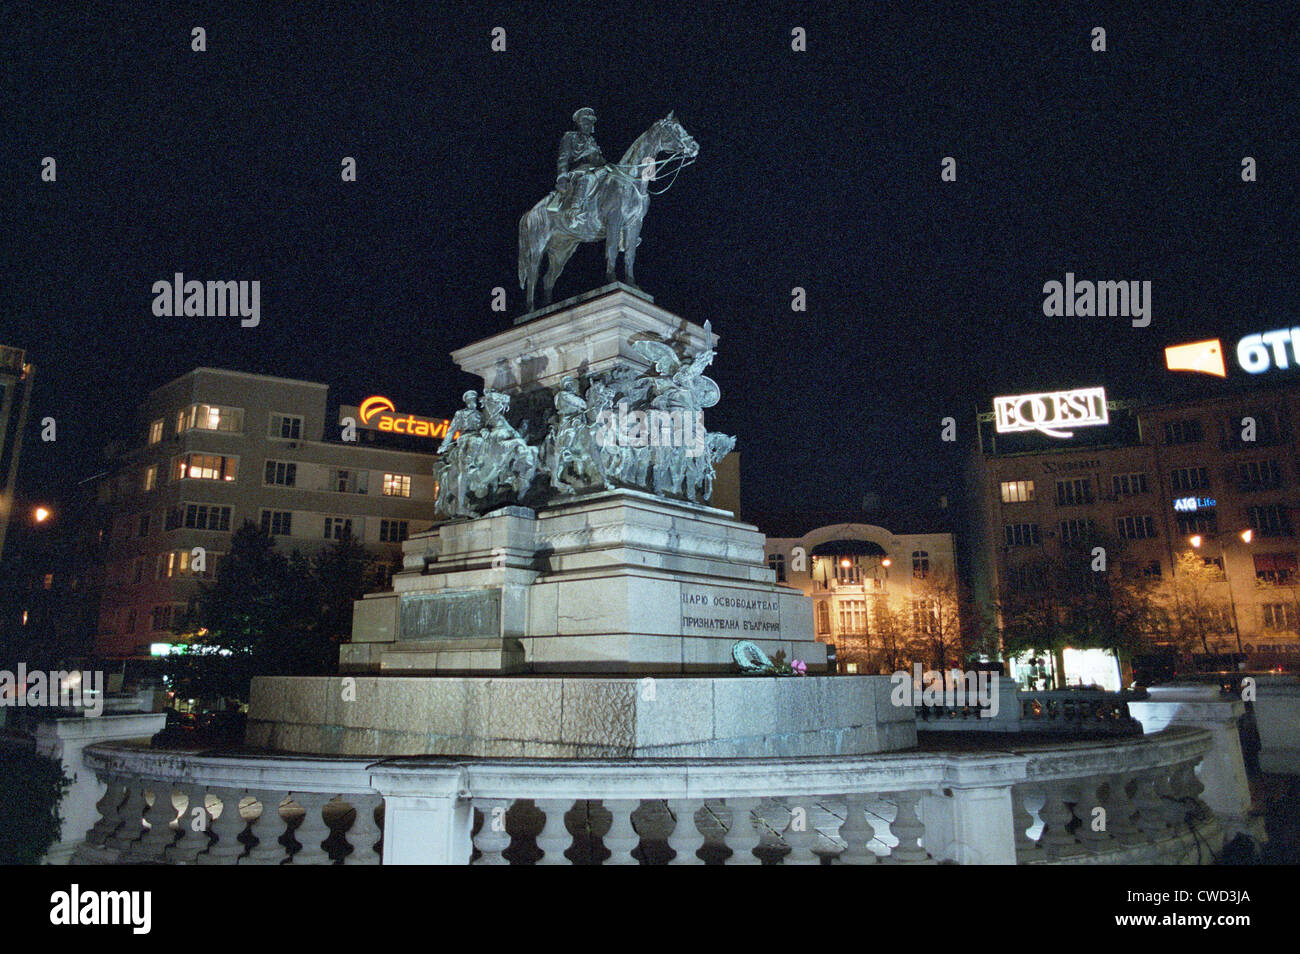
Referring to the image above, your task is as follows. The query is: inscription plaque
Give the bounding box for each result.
[400,590,501,640]
[680,585,781,636]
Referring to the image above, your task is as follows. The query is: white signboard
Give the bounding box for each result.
[993,387,1109,440]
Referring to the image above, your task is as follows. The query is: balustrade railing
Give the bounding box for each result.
[72,726,1217,865]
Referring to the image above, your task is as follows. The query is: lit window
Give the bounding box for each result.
[143,465,157,492]
[1000,480,1035,504]
[174,453,237,481]
[838,599,867,634]
[175,404,244,434]
[148,419,163,445]
[383,473,412,497]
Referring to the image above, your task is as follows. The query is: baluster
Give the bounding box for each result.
[882,790,930,864]
[84,777,127,847]
[472,798,513,865]
[287,792,334,864]
[197,787,248,865]
[666,799,705,865]
[243,791,290,865]
[1105,774,1142,844]
[1174,761,1209,821]
[1072,778,1113,850]
[724,797,762,865]
[781,798,821,864]
[1036,782,1084,857]
[168,786,212,864]
[836,793,878,864]
[105,779,148,855]
[132,784,180,862]
[342,795,383,865]
[601,799,641,865]
[1130,770,1171,838]
[1011,785,1041,857]
[535,799,573,865]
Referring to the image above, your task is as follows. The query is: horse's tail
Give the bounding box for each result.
[518,207,537,290]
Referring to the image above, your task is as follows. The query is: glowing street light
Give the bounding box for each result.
[1188,535,1203,548]
[881,558,892,567]
[1240,529,1253,544]
[32,506,51,523]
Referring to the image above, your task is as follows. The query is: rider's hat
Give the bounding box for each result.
[572,107,597,125]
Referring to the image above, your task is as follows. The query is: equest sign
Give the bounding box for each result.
[993,387,1110,440]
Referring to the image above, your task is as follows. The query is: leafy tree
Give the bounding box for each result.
[0,748,71,864]
[1158,549,1236,655]
[165,522,321,702]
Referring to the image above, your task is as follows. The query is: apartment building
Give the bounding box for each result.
[94,368,440,659]
[966,383,1300,671]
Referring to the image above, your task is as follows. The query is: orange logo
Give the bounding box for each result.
[355,395,449,439]
[1165,339,1226,378]
[359,395,397,424]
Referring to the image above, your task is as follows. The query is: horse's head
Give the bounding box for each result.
[656,110,699,158]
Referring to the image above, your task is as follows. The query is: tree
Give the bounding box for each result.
[165,522,321,702]
[1158,549,1236,656]
[997,533,1160,687]
[902,561,967,672]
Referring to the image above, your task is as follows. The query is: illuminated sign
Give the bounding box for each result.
[1237,328,1300,374]
[1165,339,1226,377]
[344,396,451,439]
[1173,496,1216,512]
[993,388,1109,439]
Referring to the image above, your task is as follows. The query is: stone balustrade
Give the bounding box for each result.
[916,685,1142,736]
[73,742,382,865]
[68,724,1221,865]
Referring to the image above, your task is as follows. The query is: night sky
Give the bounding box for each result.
[6,2,1299,518]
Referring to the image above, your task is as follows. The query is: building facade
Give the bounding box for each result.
[762,515,958,674]
[93,368,440,660]
[0,344,34,565]
[966,383,1300,672]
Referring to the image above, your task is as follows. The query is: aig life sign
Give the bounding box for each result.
[993,387,1109,440]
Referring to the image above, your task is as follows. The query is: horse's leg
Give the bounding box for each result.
[543,237,580,304]
[622,218,644,287]
[603,212,622,284]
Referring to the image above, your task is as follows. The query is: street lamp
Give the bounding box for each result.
[32,506,51,523]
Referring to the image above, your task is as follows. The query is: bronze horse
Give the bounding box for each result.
[518,112,698,311]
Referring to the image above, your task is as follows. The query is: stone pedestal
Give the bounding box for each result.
[344,489,826,675]
[248,673,913,758]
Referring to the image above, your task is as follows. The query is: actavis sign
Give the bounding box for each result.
[993,387,1109,439]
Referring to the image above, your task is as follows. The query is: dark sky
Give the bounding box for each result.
[5,2,1299,517]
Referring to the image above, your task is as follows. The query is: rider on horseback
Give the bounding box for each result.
[548,107,607,228]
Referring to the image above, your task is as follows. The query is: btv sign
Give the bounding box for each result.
[353,396,450,439]
[993,387,1110,439]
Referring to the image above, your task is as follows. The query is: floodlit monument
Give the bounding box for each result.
[57,110,1249,868]
[248,110,911,760]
